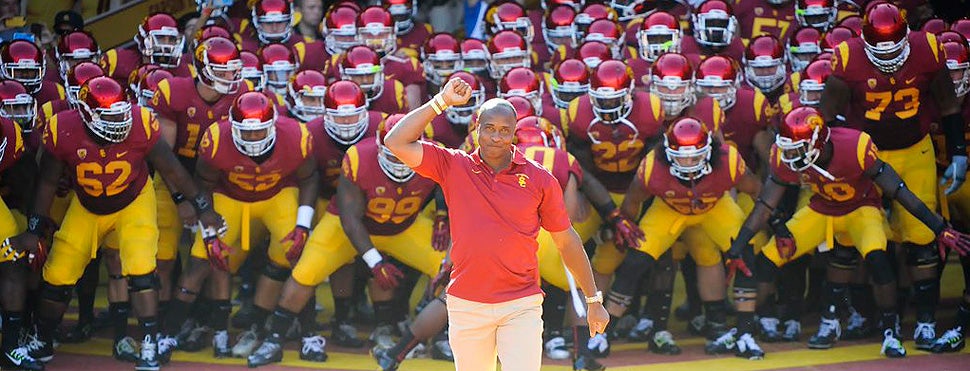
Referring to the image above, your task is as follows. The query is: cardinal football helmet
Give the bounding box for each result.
[498,67,544,116]
[636,11,682,62]
[0,80,35,132]
[861,3,910,74]
[257,42,298,93]
[0,40,45,94]
[422,33,462,86]
[323,80,369,144]
[776,106,829,172]
[194,37,243,94]
[55,30,101,84]
[357,6,397,56]
[383,0,417,35]
[77,76,133,143]
[550,58,590,109]
[664,117,713,180]
[692,0,738,47]
[488,2,534,42]
[543,5,577,54]
[650,52,695,116]
[589,60,634,123]
[943,39,970,97]
[376,113,415,182]
[135,12,184,68]
[787,27,822,72]
[239,51,265,91]
[340,45,385,103]
[321,5,361,55]
[230,91,278,157]
[744,34,787,93]
[695,55,740,110]
[67,61,106,107]
[798,59,831,106]
[251,0,294,44]
[286,69,328,122]
[488,30,531,80]
[795,0,837,30]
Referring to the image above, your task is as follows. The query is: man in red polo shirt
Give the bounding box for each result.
[384,78,609,370]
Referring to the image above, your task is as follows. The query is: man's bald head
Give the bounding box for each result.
[477,98,517,122]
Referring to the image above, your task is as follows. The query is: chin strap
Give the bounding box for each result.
[810,163,836,181]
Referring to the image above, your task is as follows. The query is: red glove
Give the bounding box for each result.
[203,227,232,271]
[938,227,970,257]
[282,226,310,265]
[776,236,796,261]
[431,212,450,252]
[28,242,47,272]
[607,209,644,250]
[371,261,405,290]
[725,257,752,282]
[426,261,453,300]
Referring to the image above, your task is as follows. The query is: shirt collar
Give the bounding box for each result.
[471,146,528,169]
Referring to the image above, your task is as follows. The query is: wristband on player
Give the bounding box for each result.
[593,200,619,220]
[171,192,187,204]
[362,248,383,269]
[26,213,53,236]
[296,205,314,229]
[191,194,212,214]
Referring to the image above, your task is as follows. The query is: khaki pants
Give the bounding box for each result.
[447,293,544,371]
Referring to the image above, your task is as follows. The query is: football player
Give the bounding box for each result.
[794,0,839,31]
[546,58,590,112]
[159,91,317,361]
[460,38,495,93]
[149,36,252,347]
[246,108,443,367]
[728,107,970,357]
[339,45,407,114]
[651,53,724,131]
[566,60,664,356]
[743,34,791,104]
[9,76,224,370]
[628,11,683,76]
[612,117,764,359]
[734,0,796,43]
[787,27,824,73]
[682,0,746,66]
[0,89,41,371]
[102,13,192,85]
[821,3,968,349]
[930,36,970,353]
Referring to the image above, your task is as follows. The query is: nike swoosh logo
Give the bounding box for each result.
[471,168,482,174]
[116,151,128,158]
[906,77,916,84]
[921,149,929,154]
[6,353,22,366]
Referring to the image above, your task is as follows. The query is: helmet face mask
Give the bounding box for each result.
[263,60,296,92]
[230,93,278,157]
[795,0,837,29]
[639,27,680,62]
[252,0,294,44]
[489,49,530,80]
[0,91,35,132]
[777,107,828,172]
[138,16,184,68]
[776,131,820,171]
[378,145,414,182]
[384,0,416,35]
[744,56,786,92]
[357,23,396,56]
[422,34,463,86]
[693,10,736,47]
[324,81,370,144]
[949,61,970,98]
[1,41,46,94]
[664,118,713,181]
[696,76,737,111]
[286,70,328,122]
[322,6,361,55]
[862,4,910,74]
[543,6,577,53]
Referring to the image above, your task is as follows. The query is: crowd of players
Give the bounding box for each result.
[0,0,970,370]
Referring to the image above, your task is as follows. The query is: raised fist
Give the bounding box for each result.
[439,77,472,107]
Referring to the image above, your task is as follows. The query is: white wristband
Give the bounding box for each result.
[296,205,314,229]
[362,248,383,268]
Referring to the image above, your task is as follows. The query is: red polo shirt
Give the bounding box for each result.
[414,141,572,303]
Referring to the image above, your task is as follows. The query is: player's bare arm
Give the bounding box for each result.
[335,175,375,255]
[818,75,850,123]
[335,174,405,289]
[930,68,969,194]
[149,140,224,230]
[731,176,797,249]
[9,151,64,254]
[563,174,588,223]
[385,78,472,168]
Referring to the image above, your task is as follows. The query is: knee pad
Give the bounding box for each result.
[756,253,780,283]
[263,263,292,282]
[830,248,861,270]
[904,242,939,269]
[40,282,73,303]
[864,250,896,286]
[128,272,160,293]
[608,249,654,301]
